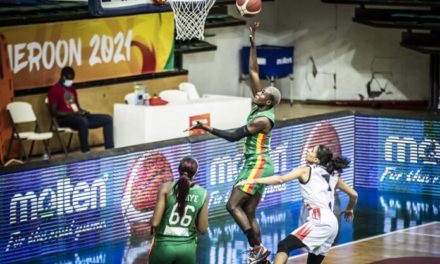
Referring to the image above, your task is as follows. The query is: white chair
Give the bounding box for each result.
[159,89,188,104]
[6,101,53,161]
[124,93,137,105]
[179,82,200,100]
[44,97,76,156]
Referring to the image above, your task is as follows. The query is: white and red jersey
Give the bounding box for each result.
[292,164,340,256]
[300,164,338,211]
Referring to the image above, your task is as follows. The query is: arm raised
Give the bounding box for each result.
[249,22,262,96]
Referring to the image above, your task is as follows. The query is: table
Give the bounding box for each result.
[113,94,252,148]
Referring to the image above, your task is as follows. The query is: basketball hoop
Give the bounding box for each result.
[168,0,216,40]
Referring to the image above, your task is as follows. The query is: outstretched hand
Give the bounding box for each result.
[249,22,260,47]
[340,210,354,222]
[185,121,206,132]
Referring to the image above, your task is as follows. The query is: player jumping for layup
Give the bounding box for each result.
[189,22,281,264]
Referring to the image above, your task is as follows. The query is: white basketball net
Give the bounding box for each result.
[168,0,216,40]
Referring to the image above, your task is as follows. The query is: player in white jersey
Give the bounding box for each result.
[236,144,358,264]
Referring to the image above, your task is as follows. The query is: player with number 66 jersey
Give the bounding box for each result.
[149,157,209,264]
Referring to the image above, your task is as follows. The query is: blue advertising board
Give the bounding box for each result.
[241,45,294,79]
[355,116,440,195]
[0,115,354,263]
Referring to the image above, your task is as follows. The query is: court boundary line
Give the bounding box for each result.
[401,231,440,238]
[288,221,439,260]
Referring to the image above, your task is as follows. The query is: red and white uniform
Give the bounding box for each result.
[291,164,339,256]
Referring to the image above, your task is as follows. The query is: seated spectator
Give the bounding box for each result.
[48,66,114,153]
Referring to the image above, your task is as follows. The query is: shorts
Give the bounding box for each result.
[291,207,338,256]
[149,239,197,264]
[235,154,274,195]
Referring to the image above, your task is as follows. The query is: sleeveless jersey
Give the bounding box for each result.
[300,164,339,210]
[155,183,207,243]
[244,105,275,156]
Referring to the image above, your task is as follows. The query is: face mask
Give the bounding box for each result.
[63,79,74,87]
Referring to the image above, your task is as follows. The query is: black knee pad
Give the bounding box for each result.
[277,235,305,254]
[307,253,325,264]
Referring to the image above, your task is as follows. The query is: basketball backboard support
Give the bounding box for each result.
[87,0,243,16]
[89,0,171,16]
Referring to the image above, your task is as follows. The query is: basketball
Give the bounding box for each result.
[236,0,262,17]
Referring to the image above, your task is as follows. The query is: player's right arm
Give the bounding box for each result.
[187,116,270,142]
[150,182,172,235]
[249,22,262,96]
[188,121,252,142]
[196,195,209,234]
[236,166,310,186]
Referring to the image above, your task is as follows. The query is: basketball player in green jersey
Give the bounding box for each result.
[149,156,209,264]
[189,22,281,264]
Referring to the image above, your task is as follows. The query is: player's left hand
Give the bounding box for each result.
[249,22,260,47]
[340,210,354,222]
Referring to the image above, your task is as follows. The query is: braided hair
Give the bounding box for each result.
[173,156,199,218]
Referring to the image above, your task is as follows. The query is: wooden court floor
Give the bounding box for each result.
[288,222,440,264]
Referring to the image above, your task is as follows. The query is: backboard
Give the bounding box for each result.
[89,0,172,16]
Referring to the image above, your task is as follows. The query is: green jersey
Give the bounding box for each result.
[235,105,275,195]
[155,183,207,243]
[244,105,275,156]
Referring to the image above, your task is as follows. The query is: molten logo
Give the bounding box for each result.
[9,177,107,225]
[384,136,439,165]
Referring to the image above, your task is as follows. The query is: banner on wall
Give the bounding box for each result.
[0,12,175,90]
[0,116,355,263]
[355,116,440,195]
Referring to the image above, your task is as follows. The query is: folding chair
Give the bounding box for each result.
[124,93,137,105]
[6,101,53,161]
[44,97,76,156]
[158,89,188,104]
[179,82,200,100]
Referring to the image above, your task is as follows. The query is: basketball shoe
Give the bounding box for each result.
[248,244,270,264]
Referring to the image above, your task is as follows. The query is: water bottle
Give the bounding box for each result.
[134,83,145,105]
[143,92,151,106]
